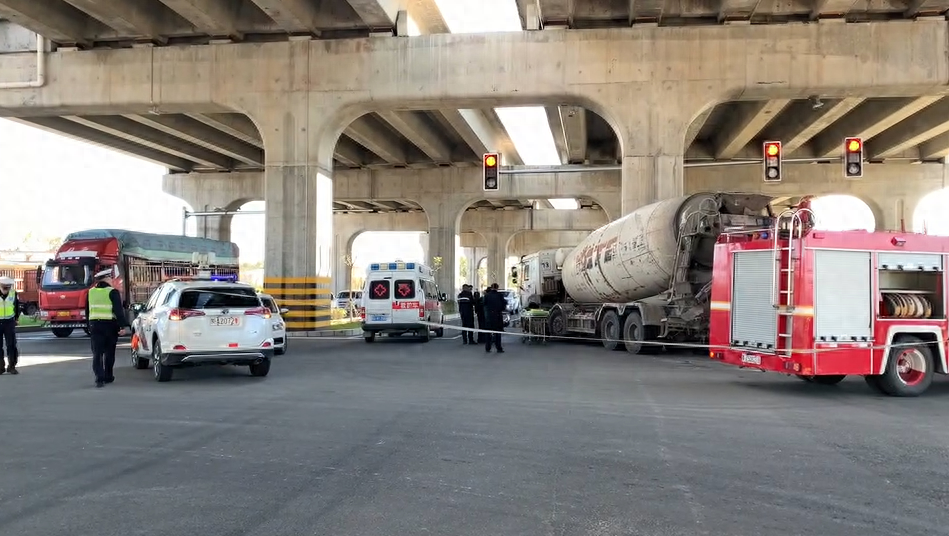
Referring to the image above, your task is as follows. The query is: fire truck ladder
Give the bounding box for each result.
[771,208,815,355]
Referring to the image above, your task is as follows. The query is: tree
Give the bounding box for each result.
[431,256,443,273]
[46,236,63,252]
[458,256,469,280]
[477,265,487,288]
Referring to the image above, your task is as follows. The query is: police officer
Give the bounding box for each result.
[473,290,486,344]
[0,276,20,375]
[86,268,129,388]
[457,284,475,344]
[483,283,506,353]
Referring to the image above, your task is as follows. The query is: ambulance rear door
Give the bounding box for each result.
[391,272,422,325]
[364,271,394,325]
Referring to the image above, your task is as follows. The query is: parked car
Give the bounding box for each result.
[259,293,289,355]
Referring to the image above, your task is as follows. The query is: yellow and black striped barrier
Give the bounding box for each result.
[263,276,333,332]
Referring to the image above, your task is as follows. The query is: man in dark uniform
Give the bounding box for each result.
[483,283,506,353]
[473,290,486,344]
[85,268,129,388]
[0,276,20,375]
[457,284,475,344]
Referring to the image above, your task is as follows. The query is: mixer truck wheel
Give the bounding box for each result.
[548,309,567,338]
[622,312,658,355]
[600,311,622,351]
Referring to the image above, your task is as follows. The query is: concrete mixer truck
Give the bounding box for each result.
[514,192,775,354]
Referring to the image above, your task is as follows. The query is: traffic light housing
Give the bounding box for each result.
[762,141,782,182]
[483,152,500,191]
[844,137,863,178]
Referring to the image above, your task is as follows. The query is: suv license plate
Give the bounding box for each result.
[741,353,761,365]
[370,315,388,322]
[211,316,240,327]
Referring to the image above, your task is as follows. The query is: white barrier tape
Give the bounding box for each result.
[417,320,935,356]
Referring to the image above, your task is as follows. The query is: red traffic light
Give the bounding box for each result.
[764,142,780,157]
[484,154,498,167]
[845,138,862,153]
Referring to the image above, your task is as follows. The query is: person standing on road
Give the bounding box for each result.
[85,269,129,388]
[473,290,486,344]
[457,284,475,344]
[483,283,506,353]
[0,276,20,375]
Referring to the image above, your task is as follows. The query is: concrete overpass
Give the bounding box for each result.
[2,6,949,329]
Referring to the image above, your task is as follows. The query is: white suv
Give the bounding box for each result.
[258,293,288,355]
[129,277,276,382]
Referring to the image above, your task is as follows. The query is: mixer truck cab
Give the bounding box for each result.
[361,261,447,343]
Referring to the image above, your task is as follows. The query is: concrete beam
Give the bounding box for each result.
[346,115,406,164]
[343,0,399,29]
[0,0,97,46]
[187,113,262,148]
[809,0,858,19]
[18,116,192,171]
[718,0,760,22]
[404,0,449,33]
[248,0,320,33]
[904,0,926,16]
[439,109,524,165]
[768,98,865,155]
[124,114,263,166]
[336,207,606,235]
[713,100,792,159]
[810,96,944,158]
[868,97,949,159]
[66,114,234,168]
[560,106,587,164]
[683,107,712,151]
[155,0,243,38]
[0,23,945,120]
[377,111,452,163]
[334,136,366,167]
[545,107,569,164]
[60,0,174,43]
[629,0,665,22]
[919,131,949,160]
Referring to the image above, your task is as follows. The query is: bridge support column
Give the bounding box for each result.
[418,200,465,310]
[482,231,514,288]
[257,108,335,332]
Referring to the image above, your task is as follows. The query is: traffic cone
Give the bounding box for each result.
[131,332,139,351]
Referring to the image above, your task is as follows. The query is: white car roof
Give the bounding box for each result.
[166,279,257,291]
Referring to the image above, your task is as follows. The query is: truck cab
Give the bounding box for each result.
[39,241,118,338]
[361,261,447,342]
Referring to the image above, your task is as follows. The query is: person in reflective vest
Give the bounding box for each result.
[0,276,20,375]
[85,268,129,388]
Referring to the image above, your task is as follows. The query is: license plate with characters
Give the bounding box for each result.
[370,314,389,322]
[741,353,762,365]
[210,316,240,327]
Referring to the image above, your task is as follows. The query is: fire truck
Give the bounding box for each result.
[710,206,949,397]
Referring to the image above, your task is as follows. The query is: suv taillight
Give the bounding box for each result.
[245,306,271,319]
[169,308,205,321]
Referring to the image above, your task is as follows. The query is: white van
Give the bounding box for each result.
[361,261,447,342]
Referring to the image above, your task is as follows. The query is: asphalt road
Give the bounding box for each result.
[3,327,949,536]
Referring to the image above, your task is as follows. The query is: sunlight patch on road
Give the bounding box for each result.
[16,355,91,367]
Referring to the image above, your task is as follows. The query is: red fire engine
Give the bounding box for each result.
[710,206,949,397]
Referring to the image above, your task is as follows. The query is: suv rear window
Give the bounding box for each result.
[179,287,260,309]
[368,280,390,300]
[394,280,416,299]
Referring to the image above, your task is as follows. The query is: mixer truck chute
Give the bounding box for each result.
[516,192,775,354]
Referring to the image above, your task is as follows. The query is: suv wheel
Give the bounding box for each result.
[249,359,271,377]
[131,343,149,370]
[152,340,173,382]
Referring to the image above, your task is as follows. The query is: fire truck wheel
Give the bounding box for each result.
[600,311,622,351]
[879,337,934,397]
[864,375,888,395]
[622,311,658,355]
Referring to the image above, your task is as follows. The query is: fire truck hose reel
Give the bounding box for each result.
[882,293,933,319]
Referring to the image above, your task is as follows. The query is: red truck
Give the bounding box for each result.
[0,262,42,316]
[710,207,949,397]
[40,229,240,338]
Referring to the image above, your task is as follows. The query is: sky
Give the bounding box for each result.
[1,0,946,265]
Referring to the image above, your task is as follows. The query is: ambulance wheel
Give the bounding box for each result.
[364,332,376,343]
[878,336,934,397]
[52,327,73,338]
[622,312,658,355]
[600,310,621,351]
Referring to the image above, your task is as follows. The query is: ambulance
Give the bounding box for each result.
[360,261,448,342]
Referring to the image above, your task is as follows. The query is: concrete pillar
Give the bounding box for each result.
[482,231,514,288]
[195,212,234,242]
[418,200,464,308]
[334,228,361,295]
[257,108,335,332]
[418,232,430,261]
[621,155,685,215]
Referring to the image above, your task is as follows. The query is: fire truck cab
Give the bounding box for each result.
[710,208,949,397]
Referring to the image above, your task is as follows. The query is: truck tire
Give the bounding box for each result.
[600,310,622,351]
[548,309,567,338]
[24,303,38,317]
[52,327,73,338]
[877,336,934,397]
[622,312,658,355]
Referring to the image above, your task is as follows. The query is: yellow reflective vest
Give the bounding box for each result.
[0,290,14,320]
[88,286,116,321]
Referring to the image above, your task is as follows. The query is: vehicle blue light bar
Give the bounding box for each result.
[210,274,237,281]
[406,262,415,269]
[388,263,397,270]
